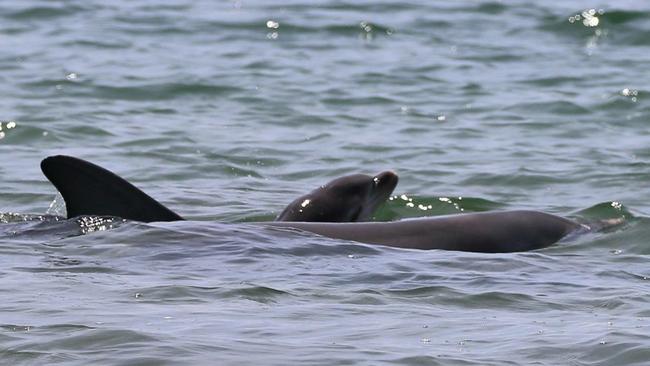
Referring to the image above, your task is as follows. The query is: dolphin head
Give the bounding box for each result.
[276,171,398,222]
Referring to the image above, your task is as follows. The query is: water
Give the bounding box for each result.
[2,0,650,364]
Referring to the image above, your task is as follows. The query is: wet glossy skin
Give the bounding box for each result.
[275,171,398,222]
[266,210,583,253]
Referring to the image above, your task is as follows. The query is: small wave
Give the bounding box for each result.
[458,291,559,310]
[518,76,583,87]
[13,265,123,274]
[36,329,158,351]
[504,100,590,115]
[0,124,57,144]
[540,8,650,46]
[0,213,63,224]
[94,82,243,101]
[19,79,243,101]
[460,173,567,189]
[320,95,398,107]
[598,9,648,25]
[0,214,75,241]
[242,237,383,258]
[587,341,650,366]
[380,195,505,220]
[127,285,248,304]
[386,285,456,298]
[60,39,132,49]
[6,5,88,20]
[574,201,633,220]
[220,285,292,303]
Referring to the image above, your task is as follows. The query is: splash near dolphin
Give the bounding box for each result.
[39,155,621,253]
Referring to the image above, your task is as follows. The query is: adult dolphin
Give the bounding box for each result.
[40,155,397,223]
[266,211,592,253]
[40,155,620,253]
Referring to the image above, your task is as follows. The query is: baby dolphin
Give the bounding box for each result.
[276,171,398,222]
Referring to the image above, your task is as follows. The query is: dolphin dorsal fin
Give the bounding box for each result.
[41,155,183,222]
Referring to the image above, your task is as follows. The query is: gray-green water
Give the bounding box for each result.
[2,1,650,365]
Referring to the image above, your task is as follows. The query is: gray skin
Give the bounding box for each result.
[276,171,399,222]
[266,210,587,253]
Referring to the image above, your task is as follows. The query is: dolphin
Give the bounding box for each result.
[266,211,589,253]
[40,155,620,253]
[276,171,398,222]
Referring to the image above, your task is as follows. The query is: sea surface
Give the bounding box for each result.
[2,1,650,365]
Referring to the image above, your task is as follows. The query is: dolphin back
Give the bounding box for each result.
[41,155,183,222]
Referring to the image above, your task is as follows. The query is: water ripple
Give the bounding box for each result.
[3,0,650,364]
